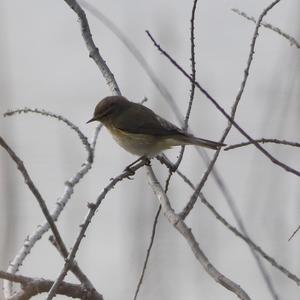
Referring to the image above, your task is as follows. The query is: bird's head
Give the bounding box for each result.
[87,96,129,124]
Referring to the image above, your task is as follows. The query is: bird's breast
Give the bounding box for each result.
[107,126,170,157]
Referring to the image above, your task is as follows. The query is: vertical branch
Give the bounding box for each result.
[133,2,199,298]
[180,0,284,218]
[184,0,198,131]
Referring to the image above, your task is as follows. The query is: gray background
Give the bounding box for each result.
[0,0,299,299]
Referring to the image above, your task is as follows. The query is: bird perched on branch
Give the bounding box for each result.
[87,96,224,159]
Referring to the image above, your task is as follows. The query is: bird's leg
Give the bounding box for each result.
[124,155,151,175]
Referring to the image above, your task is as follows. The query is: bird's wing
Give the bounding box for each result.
[113,102,183,136]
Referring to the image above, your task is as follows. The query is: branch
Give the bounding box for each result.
[0,270,101,300]
[225,138,300,151]
[146,166,251,300]
[3,112,102,298]
[232,8,300,49]
[63,0,120,95]
[0,135,67,263]
[47,158,147,299]
[179,0,284,219]
[133,3,199,298]
[133,205,161,300]
[74,7,275,297]
[4,108,93,162]
[79,8,268,293]
[78,0,184,124]
[0,136,103,299]
[157,155,300,287]
[146,2,300,179]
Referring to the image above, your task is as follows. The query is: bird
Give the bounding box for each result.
[87,96,224,159]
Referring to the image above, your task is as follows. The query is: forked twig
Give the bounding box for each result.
[232,8,300,49]
[146,2,300,179]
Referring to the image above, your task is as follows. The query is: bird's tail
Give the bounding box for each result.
[170,134,225,150]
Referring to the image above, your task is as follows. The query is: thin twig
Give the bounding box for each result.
[146,166,251,300]
[181,0,283,218]
[133,205,161,300]
[184,0,198,131]
[46,0,123,297]
[0,136,103,299]
[225,138,300,151]
[133,3,199,298]
[4,108,93,161]
[47,159,147,299]
[0,136,68,264]
[158,155,300,287]
[232,8,300,49]
[174,0,199,170]
[3,111,101,298]
[288,225,300,241]
[146,4,300,180]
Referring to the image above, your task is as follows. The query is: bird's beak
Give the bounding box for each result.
[86,117,97,124]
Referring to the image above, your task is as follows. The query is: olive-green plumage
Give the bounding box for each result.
[87,96,224,156]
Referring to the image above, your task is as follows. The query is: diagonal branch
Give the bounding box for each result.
[47,158,147,299]
[146,166,251,300]
[0,135,103,299]
[0,136,67,262]
[232,8,300,49]
[178,0,284,219]
[146,3,300,179]
[2,110,102,298]
[63,0,120,95]
[158,155,300,287]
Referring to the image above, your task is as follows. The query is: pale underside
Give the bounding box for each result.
[108,126,184,157]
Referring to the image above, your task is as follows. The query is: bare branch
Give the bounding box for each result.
[79,8,267,292]
[225,138,300,151]
[63,0,120,95]
[134,3,200,298]
[0,270,101,300]
[146,166,251,300]
[133,205,161,300]
[288,225,300,242]
[78,0,183,123]
[146,2,300,179]
[181,0,284,218]
[3,112,102,297]
[158,156,300,287]
[0,135,103,299]
[0,135,68,264]
[232,8,300,49]
[184,0,198,131]
[47,158,147,299]
[4,107,93,161]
